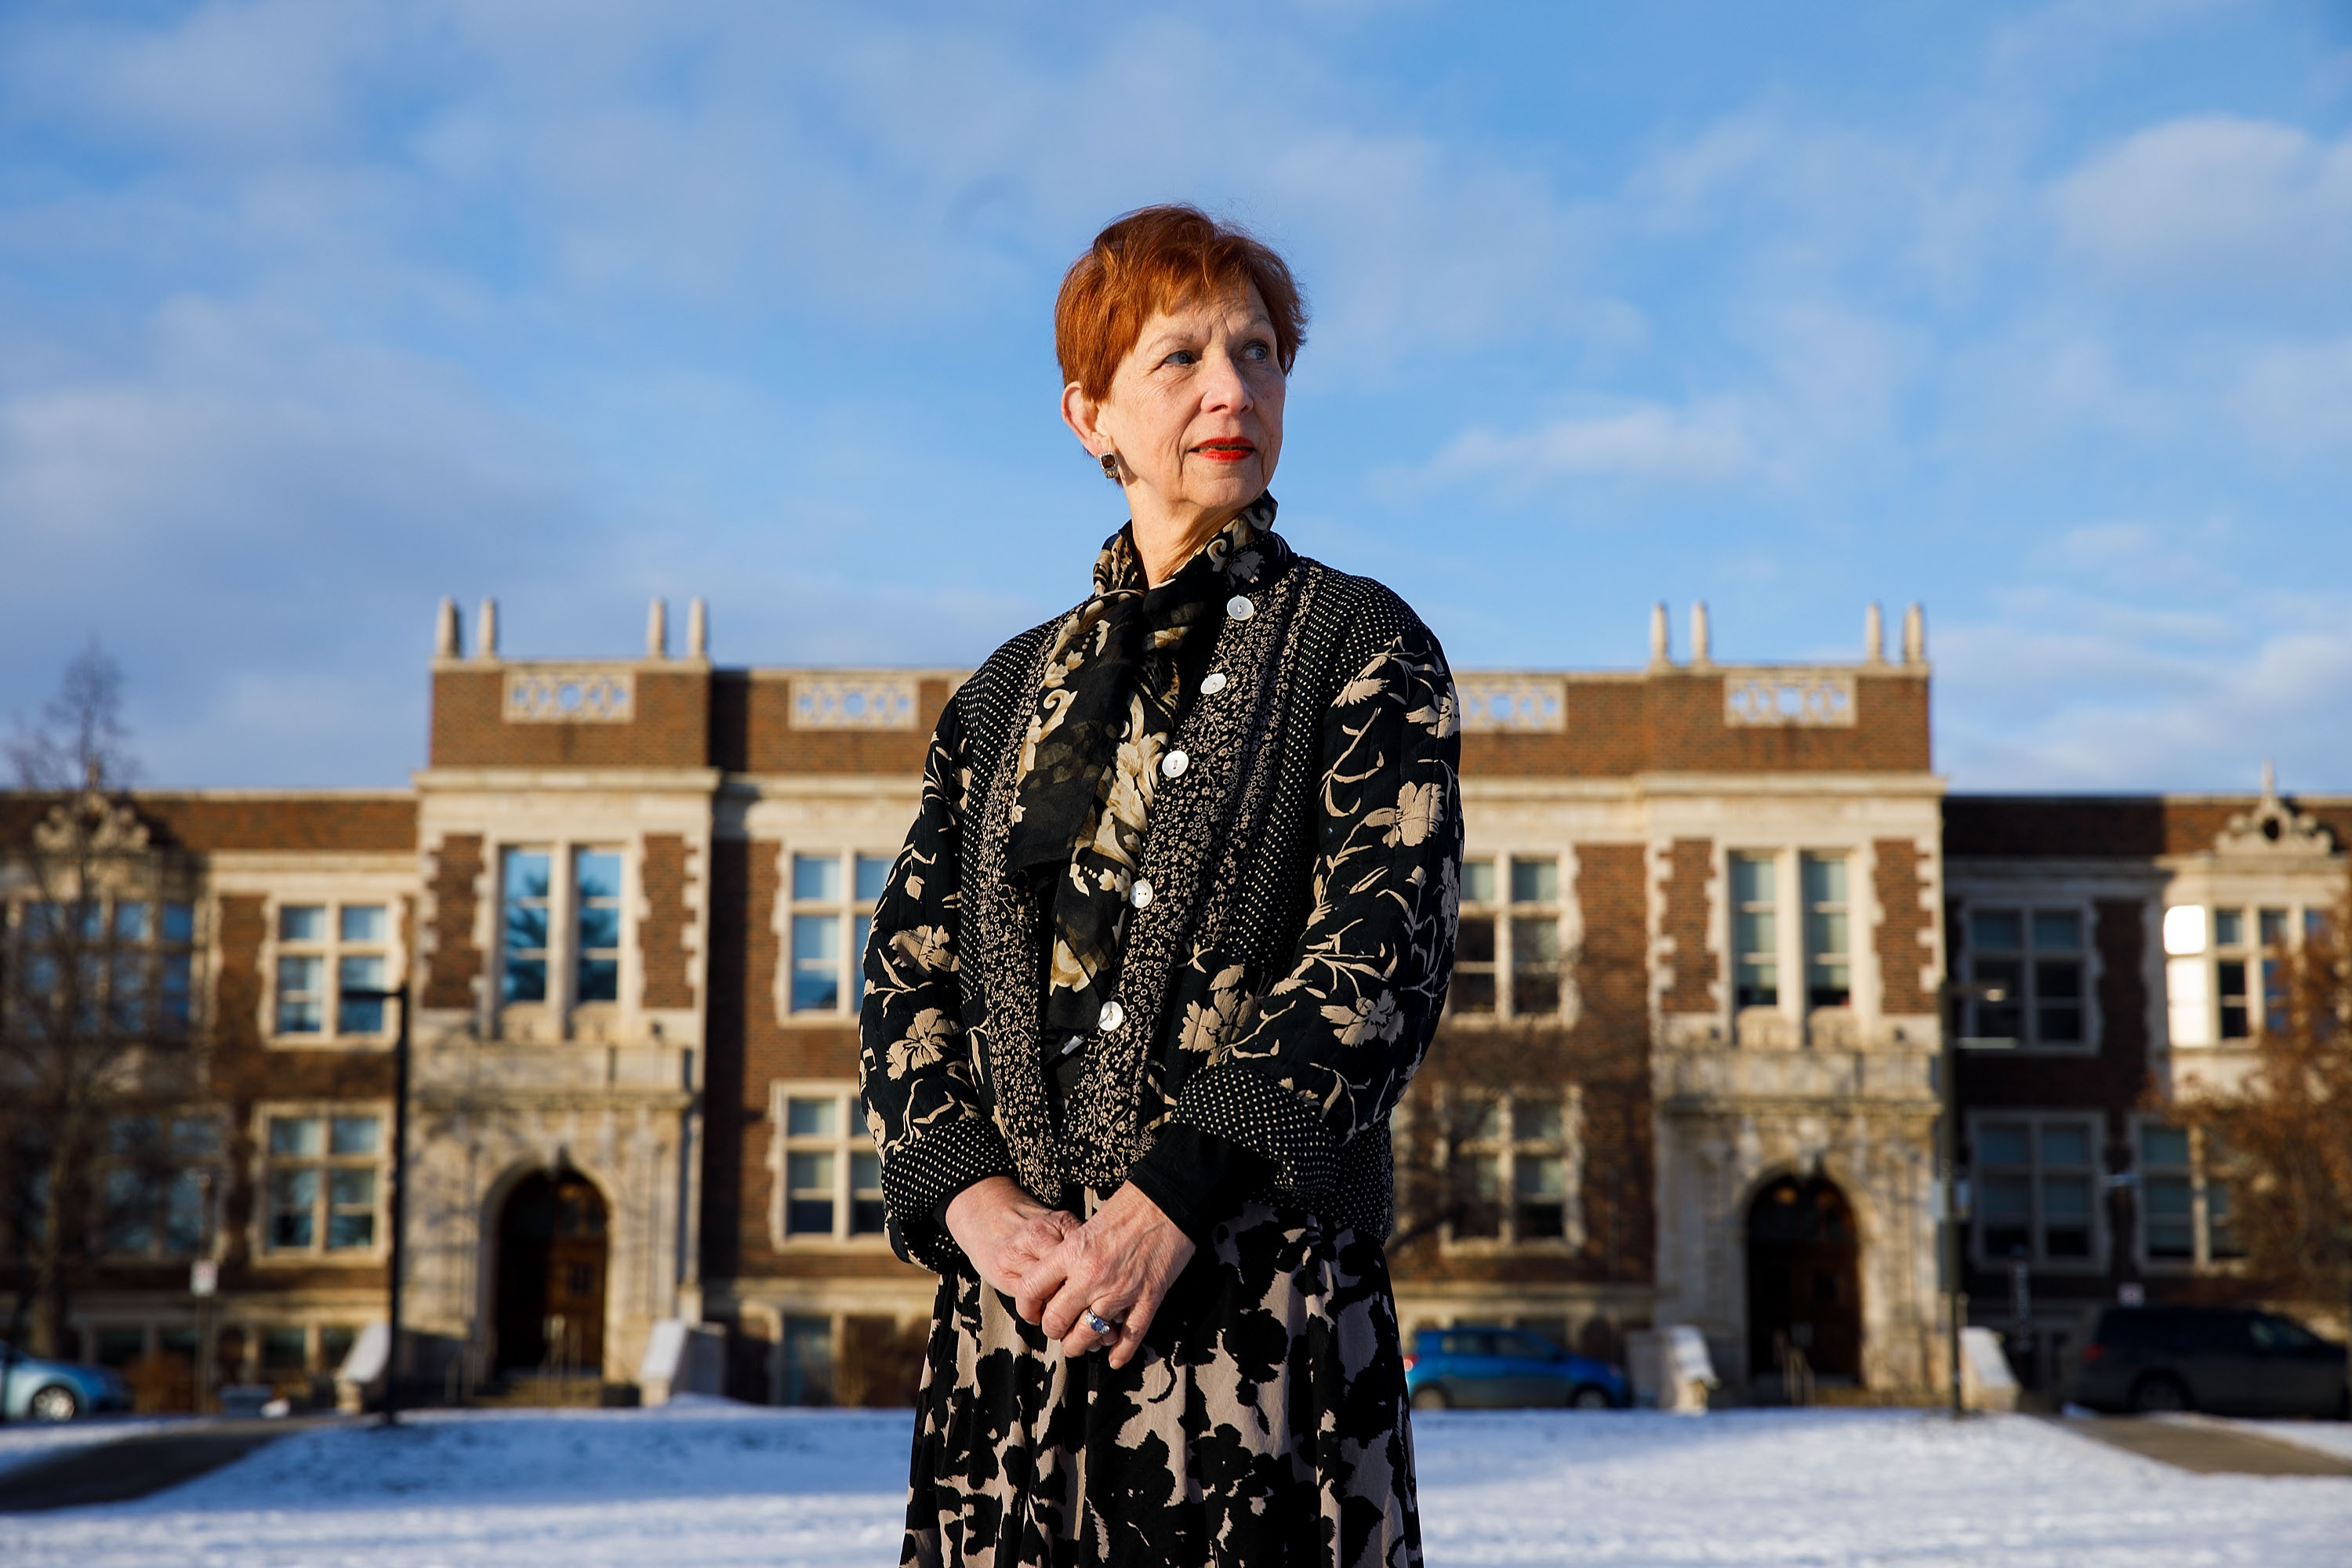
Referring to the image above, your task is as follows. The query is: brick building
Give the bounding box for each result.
[2,596,2339,1409]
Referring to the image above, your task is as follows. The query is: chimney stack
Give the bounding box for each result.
[647,597,669,659]
[1690,601,1712,667]
[1864,602,1885,664]
[688,598,709,659]
[434,598,461,660]
[1901,602,1926,666]
[1649,602,1671,667]
[477,598,500,660]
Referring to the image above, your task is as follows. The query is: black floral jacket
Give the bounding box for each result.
[858,544,1462,1272]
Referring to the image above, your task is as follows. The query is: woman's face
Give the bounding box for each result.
[1072,283,1286,532]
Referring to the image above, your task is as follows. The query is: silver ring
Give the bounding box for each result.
[1083,1308,1121,1337]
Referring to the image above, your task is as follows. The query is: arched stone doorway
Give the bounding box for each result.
[494,1169,609,1376]
[1746,1174,1862,1387]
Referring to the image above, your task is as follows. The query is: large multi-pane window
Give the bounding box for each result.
[98,1113,221,1258]
[274,902,391,1040]
[260,1111,383,1255]
[1446,856,1564,1018]
[2138,1120,2243,1267]
[1731,854,1777,1009]
[1963,908,2085,1047]
[788,852,891,1015]
[2166,902,2321,1048]
[1973,1114,2100,1266]
[1801,854,1850,1009]
[499,847,625,1011]
[1441,1089,1578,1247]
[9,897,195,1038]
[770,1083,887,1242]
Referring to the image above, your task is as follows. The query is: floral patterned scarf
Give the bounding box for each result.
[1007,495,1290,1039]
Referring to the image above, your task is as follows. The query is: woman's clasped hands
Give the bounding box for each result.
[943,1176,1196,1370]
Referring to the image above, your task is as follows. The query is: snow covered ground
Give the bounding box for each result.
[2,1403,2349,1566]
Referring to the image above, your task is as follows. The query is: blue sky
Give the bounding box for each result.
[3,0,2349,792]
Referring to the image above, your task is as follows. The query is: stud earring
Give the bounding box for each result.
[1099,451,1122,483]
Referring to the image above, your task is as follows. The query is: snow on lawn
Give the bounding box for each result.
[3,1403,2350,1566]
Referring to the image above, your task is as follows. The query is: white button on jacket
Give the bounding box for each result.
[1226,595,1254,621]
[1200,672,1227,695]
[1098,1000,1125,1031]
[1130,879,1152,908]
[1161,750,1189,779]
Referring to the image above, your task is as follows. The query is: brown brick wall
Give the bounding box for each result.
[1873,838,1933,1014]
[1945,795,2352,858]
[700,838,919,1287]
[640,834,695,1011]
[1660,838,1715,1014]
[0,793,414,854]
[201,893,399,1294]
[423,834,485,1011]
[1460,672,1931,779]
[1955,898,2154,1303]
[1389,843,1655,1290]
[725,677,954,775]
[429,668,710,768]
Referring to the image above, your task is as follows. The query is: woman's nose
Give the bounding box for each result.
[1198,347,1253,411]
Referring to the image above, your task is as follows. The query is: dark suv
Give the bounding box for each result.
[2063,1305,2348,1417]
[1403,1327,1628,1410]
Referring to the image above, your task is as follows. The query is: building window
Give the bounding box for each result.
[1801,854,1849,1009]
[274,902,391,1040]
[1440,1088,1580,1247]
[1973,1114,2100,1267]
[780,1316,834,1405]
[2138,1120,2245,1268]
[1451,860,1497,1014]
[1964,908,2085,1047]
[768,1083,887,1243]
[502,850,552,1004]
[98,1113,221,1258]
[1731,853,1777,1009]
[574,850,622,1004]
[787,853,891,1015]
[260,1111,383,1255]
[9,897,196,1038]
[1509,858,1562,1016]
[1446,856,1564,1018]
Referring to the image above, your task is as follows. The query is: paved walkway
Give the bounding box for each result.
[2052,1416,2352,1477]
[0,1418,323,1512]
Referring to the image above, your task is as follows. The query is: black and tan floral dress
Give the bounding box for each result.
[859,496,1461,1568]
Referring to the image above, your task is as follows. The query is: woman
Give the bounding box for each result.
[859,204,1461,1568]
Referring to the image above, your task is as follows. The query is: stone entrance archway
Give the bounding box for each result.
[494,1170,609,1376]
[1746,1174,1862,1385]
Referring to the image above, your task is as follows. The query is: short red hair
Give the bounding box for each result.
[1054,205,1307,401]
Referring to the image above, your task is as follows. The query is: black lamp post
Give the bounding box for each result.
[344,979,412,1428]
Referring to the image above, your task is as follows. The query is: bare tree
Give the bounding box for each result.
[2,644,201,1366]
[2183,880,2352,1393]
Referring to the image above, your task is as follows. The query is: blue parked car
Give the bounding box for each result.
[1,1341,132,1421]
[1404,1326,1628,1410]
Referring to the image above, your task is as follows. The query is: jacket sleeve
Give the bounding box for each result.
[1163,615,1463,1201]
[858,695,1016,1272]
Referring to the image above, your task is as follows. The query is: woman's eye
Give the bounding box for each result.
[1161,349,1197,368]
[1241,339,1271,361]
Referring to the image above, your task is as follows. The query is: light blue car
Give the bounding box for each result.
[0,1341,132,1421]
[1404,1326,1631,1410]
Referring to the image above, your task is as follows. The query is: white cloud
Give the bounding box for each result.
[2047,114,2352,291]
[1416,399,1756,492]
[2231,336,2352,459]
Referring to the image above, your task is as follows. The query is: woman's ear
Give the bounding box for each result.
[1061,381,1106,456]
